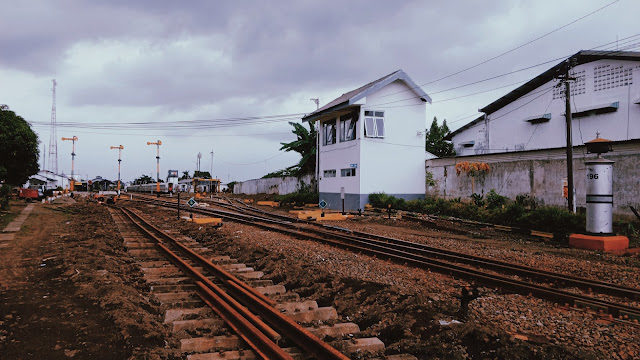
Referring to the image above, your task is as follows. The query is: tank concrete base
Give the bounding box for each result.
[568,233,629,251]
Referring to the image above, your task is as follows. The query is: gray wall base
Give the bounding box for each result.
[319,192,425,212]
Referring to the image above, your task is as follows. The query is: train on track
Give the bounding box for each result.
[126,170,221,195]
[126,182,174,194]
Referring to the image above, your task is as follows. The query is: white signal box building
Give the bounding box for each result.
[302,70,431,211]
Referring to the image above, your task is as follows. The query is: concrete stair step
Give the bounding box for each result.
[236,271,264,279]
[165,307,213,323]
[306,322,360,339]
[154,292,199,303]
[269,292,300,301]
[210,256,235,264]
[151,283,197,292]
[221,263,246,270]
[138,260,173,268]
[255,285,286,296]
[244,279,273,287]
[127,249,164,258]
[275,300,318,313]
[147,276,193,286]
[124,242,156,249]
[187,347,306,360]
[286,307,338,323]
[180,335,243,353]
[172,318,225,333]
[344,337,385,354]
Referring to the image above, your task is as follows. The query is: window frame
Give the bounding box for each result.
[341,168,356,177]
[340,115,357,142]
[323,119,337,146]
[364,110,385,138]
[323,169,336,178]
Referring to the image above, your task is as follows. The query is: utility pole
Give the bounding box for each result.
[61,136,78,191]
[310,98,320,193]
[147,140,162,194]
[110,145,124,193]
[210,150,214,198]
[557,59,576,213]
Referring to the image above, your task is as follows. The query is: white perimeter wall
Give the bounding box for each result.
[234,174,313,195]
[452,59,640,156]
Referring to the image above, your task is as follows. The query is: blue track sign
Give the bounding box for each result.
[187,197,197,208]
[319,199,327,209]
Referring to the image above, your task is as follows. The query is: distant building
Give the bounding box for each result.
[303,70,431,211]
[447,50,640,155]
[428,51,640,214]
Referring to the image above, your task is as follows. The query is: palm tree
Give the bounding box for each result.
[279,121,317,176]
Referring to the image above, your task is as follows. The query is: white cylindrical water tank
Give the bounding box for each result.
[585,158,614,234]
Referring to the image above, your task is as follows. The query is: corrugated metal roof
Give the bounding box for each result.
[302,69,430,122]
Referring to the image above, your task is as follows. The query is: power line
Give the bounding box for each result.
[378,0,623,100]
[216,151,288,166]
[365,37,640,111]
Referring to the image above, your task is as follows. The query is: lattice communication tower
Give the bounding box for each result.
[48,79,58,174]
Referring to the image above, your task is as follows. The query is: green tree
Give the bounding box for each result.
[1,106,39,210]
[133,175,154,184]
[425,116,455,157]
[193,170,211,178]
[180,171,190,180]
[0,106,40,185]
[277,121,317,177]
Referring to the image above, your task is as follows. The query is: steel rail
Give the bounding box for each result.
[118,208,289,359]
[121,206,277,307]
[186,196,640,301]
[120,206,350,360]
[128,195,640,321]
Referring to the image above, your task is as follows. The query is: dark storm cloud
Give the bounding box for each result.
[3,0,627,116]
[50,0,511,111]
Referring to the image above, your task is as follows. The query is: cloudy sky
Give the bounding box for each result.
[1,0,637,183]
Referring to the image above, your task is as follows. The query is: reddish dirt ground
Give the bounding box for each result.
[0,199,173,359]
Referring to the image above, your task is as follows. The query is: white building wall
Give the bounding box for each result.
[359,80,427,196]
[318,139,361,195]
[318,79,427,210]
[452,59,640,155]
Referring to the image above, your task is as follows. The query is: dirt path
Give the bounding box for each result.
[0,201,172,360]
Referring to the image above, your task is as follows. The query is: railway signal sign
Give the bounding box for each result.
[319,199,327,209]
[187,197,197,208]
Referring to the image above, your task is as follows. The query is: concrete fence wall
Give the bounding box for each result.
[426,141,640,216]
[233,175,314,195]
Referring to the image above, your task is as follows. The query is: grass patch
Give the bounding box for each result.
[0,200,28,229]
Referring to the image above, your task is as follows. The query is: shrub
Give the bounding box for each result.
[470,193,485,207]
[275,191,318,207]
[368,192,405,209]
[518,206,584,233]
[486,189,507,210]
[368,192,585,235]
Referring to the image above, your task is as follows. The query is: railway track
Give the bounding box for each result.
[108,204,400,359]
[127,194,640,326]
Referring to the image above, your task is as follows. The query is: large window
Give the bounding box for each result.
[364,110,385,138]
[323,169,336,178]
[323,120,336,145]
[341,168,356,177]
[340,114,357,142]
